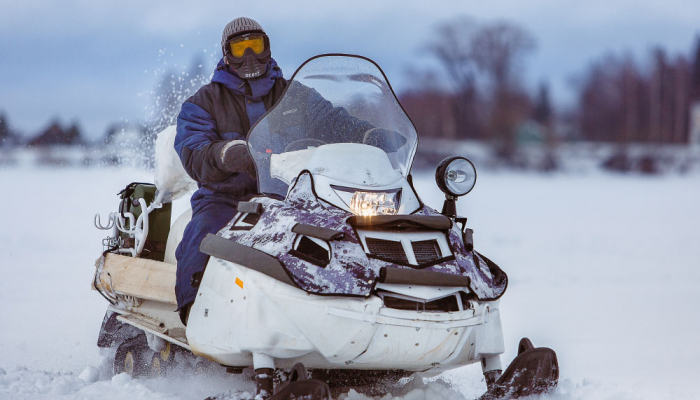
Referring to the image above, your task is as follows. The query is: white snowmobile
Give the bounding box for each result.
[93,54,558,399]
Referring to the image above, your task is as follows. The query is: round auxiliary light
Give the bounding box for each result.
[435,156,477,197]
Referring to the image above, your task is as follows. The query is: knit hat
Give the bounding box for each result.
[221,17,265,55]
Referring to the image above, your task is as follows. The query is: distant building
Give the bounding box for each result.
[28,121,83,146]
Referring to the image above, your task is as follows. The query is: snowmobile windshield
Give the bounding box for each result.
[247,54,418,197]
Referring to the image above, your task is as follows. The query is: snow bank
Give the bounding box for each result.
[0,165,698,399]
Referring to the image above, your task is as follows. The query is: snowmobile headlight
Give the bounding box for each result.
[435,156,477,197]
[332,186,401,216]
[350,191,399,216]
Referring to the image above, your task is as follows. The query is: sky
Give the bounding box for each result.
[1,0,699,140]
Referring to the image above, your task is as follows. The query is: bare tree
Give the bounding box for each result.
[429,17,482,139]
[471,21,536,160]
[471,22,536,93]
[533,82,559,171]
[577,48,692,149]
[671,55,690,143]
[692,36,700,103]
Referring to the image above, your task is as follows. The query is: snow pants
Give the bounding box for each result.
[175,198,237,314]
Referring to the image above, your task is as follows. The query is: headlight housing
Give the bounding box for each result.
[435,156,477,197]
[332,186,401,216]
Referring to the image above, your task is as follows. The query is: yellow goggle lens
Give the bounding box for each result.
[229,36,265,57]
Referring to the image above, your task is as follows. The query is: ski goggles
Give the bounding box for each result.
[228,34,266,58]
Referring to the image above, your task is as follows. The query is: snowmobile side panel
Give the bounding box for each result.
[186,256,504,371]
[326,306,481,329]
[347,323,468,368]
[95,253,177,305]
[199,233,297,287]
[187,258,308,367]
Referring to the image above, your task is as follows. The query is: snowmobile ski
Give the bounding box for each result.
[480,338,559,399]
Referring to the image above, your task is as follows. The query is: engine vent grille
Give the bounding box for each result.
[411,240,442,264]
[365,237,408,264]
[293,236,330,266]
[380,292,466,313]
[242,213,260,225]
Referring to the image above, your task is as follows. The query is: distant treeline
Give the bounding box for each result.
[2,16,699,156]
[398,17,700,152]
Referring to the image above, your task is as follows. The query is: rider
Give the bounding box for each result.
[174,17,400,324]
[174,17,285,324]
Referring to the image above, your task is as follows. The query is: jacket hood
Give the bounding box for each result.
[212,58,283,99]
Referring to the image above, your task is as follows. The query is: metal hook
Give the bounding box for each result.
[114,212,135,235]
[94,213,114,230]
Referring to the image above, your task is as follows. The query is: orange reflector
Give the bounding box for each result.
[235,277,244,289]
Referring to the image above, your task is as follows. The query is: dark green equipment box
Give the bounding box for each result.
[117,182,172,261]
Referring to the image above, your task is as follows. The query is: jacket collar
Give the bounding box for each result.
[212,58,283,99]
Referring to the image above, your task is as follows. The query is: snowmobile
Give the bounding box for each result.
[92,54,558,399]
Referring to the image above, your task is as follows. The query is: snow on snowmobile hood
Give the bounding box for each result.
[246,54,418,201]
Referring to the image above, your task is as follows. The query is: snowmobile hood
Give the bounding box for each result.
[209,172,508,300]
[212,57,283,99]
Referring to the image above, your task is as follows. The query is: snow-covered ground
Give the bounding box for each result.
[0,165,698,399]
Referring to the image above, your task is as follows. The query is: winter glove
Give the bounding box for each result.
[363,128,407,152]
[221,140,256,178]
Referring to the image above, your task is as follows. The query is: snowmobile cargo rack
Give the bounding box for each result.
[94,253,177,304]
[347,214,452,230]
[379,266,471,287]
[199,233,297,287]
[292,223,345,241]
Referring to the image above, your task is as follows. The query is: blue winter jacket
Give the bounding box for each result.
[175,57,378,210]
[175,58,288,210]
